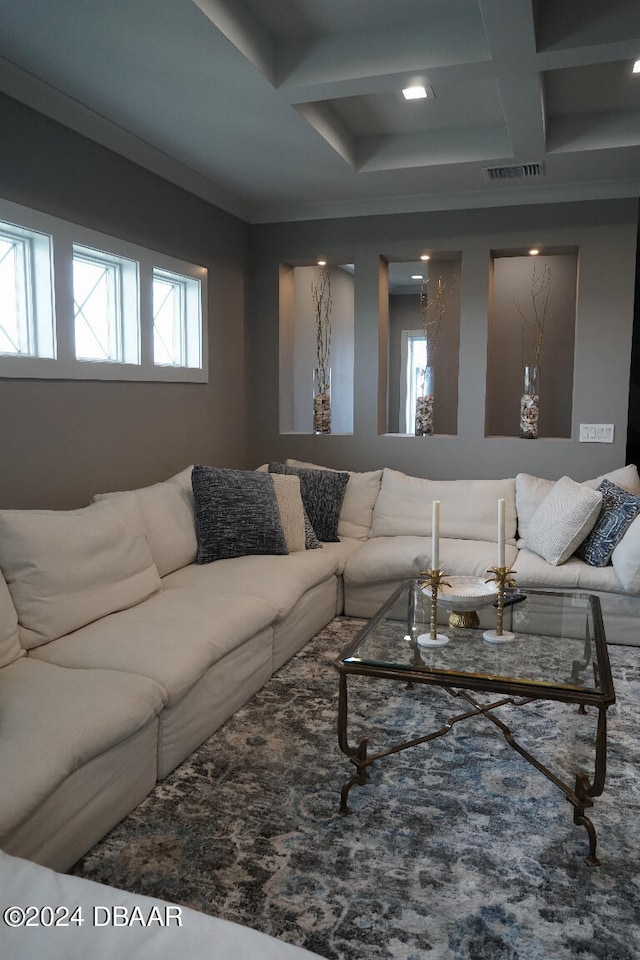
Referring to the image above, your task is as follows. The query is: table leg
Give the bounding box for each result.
[572,705,608,867]
[337,673,368,815]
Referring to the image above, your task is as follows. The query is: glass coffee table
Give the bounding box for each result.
[334,580,616,866]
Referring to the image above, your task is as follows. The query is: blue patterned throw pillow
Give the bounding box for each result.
[575,479,640,567]
[192,466,288,563]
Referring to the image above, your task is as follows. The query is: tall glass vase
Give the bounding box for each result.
[520,364,539,439]
[415,365,435,436]
[313,367,331,434]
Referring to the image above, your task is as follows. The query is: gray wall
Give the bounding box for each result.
[248,200,638,480]
[1,92,637,507]
[0,94,248,509]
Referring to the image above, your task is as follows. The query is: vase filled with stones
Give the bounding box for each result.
[520,364,539,439]
[415,365,435,436]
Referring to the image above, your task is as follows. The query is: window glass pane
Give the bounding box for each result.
[0,238,22,354]
[73,252,120,361]
[153,276,183,365]
[406,335,427,433]
[0,231,33,356]
[152,267,201,368]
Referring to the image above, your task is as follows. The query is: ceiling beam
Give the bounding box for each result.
[191,0,276,85]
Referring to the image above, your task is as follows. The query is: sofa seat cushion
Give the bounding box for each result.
[0,659,164,842]
[344,536,519,586]
[0,498,161,649]
[162,546,344,619]
[371,469,517,543]
[0,851,324,960]
[93,466,197,576]
[0,569,23,670]
[515,548,625,593]
[30,587,277,709]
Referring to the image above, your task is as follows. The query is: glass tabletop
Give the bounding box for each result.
[338,580,615,702]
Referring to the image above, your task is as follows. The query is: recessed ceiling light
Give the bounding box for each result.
[411,274,424,280]
[402,85,428,100]
[633,59,640,73]
[529,248,540,256]
[420,254,431,261]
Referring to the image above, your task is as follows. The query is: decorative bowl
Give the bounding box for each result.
[423,576,498,611]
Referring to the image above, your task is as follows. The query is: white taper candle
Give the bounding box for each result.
[432,500,440,570]
[497,498,505,567]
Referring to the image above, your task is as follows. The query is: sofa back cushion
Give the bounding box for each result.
[516,464,640,543]
[93,466,197,576]
[0,498,161,649]
[371,468,517,542]
[285,459,382,540]
[0,569,24,669]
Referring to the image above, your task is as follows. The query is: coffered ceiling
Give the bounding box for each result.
[0,0,639,223]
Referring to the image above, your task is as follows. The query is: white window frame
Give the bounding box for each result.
[152,267,202,369]
[0,217,55,363]
[0,197,208,382]
[73,243,140,365]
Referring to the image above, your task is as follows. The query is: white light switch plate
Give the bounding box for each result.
[579,423,614,443]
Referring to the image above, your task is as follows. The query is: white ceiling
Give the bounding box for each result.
[0,0,639,223]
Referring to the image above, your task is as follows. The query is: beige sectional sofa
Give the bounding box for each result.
[1,456,640,950]
[0,848,322,960]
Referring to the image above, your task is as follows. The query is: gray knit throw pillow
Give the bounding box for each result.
[268,463,349,542]
[192,465,288,563]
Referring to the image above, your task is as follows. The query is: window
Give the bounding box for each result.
[152,268,201,368]
[0,220,55,360]
[0,197,207,382]
[400,331,427,433]
[73,245,139,364]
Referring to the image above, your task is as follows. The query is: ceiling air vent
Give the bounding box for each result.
[484,162,545,181]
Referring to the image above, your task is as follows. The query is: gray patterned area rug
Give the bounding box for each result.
[71,617,640,960]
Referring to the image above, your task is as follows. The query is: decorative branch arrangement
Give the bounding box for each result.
[311,268,332,434]
[419,275,451,371]
[514,261,552,370]
[415,273,458,436]
[513,262,552,439]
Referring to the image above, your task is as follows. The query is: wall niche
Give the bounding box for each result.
[485,249,578,439]
[279,263,354,435]
[386,254,461,435]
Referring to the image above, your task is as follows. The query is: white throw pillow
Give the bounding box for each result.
[370,468,517,542]
[93,466,197,577]
[0,568,24,668]
[611,514,640,593]
[0,498,161,649]
[285,459,382,539]
[525,476,602,566]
